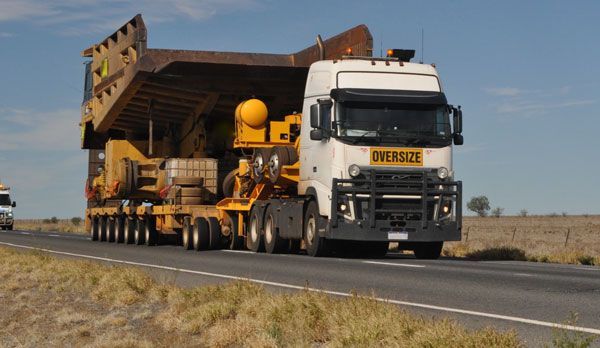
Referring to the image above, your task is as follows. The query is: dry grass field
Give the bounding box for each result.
[0,246,525,347]
[14,219,86,234]
[445,215,600,265]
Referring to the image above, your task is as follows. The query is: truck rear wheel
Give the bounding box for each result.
[144,215,157,246]
[124,217,136,244]
[99,216,108,242]
[304,200,329,257]
[193,217,209,251]
[207,217,221,250]
[413,242,443,260]
[182,216,193,250]
[264,205,286,254]
[107,217,116,243]
[247,207,264,252]
[115,215,125,243]
[222,214,243,250]
[134,217,145,245]
[91,216,99,241]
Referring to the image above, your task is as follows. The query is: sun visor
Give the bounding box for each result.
[330,88,447,105]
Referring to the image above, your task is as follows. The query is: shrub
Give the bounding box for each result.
[491,207,504,218]
[71,217,82,226]
[50,216,58,224]
[519,209,528,217]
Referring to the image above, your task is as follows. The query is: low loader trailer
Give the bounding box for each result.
[83,15,464,258]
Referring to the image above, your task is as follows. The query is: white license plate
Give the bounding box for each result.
[388,231,408,240]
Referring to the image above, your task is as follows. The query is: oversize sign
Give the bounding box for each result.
[369,148,424,166]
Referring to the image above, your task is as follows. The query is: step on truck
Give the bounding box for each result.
[82,15,463,259]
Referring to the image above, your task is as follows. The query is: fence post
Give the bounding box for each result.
[511,227,517,243]
[564,228,571,247]
[465,226,470,242]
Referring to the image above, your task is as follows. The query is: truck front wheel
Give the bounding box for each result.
[7,224,13,231]
[304,200,329,257]
[413,242,443,260]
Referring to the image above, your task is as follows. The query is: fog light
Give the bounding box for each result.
[340,203,348,212]
[348,164,361,178]
[437,167,449,179]
[442,205,450,214]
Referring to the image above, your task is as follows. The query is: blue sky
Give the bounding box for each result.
[0,0,598,218]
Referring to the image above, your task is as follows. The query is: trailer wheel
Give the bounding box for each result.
[413,242,443,260]
[248,207,264,252]
[182,216,193,250]
[107,216,116,243]
[99,216,108,242]
[144,215,157,246]
[124,216,136,244]
[91,216,100,241]
[251,149,269,183]
[268,146,290,184]
[223,214,243,250]
[304,200,329,257]
[207,217,221,250]
[264,205,286,254]
[193,217,209,251]
[134,217,145,245]
[222,169,239,198]
[115,215,125,243]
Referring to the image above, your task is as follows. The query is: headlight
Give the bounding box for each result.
[7,212,13,217]
[437,167,449,179]
[348,164,361,178]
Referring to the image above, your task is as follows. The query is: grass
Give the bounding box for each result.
[14,219,86,234]
[443,215,600,266]
[0,246,525,347]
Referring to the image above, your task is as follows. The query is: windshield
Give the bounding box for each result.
[335,101,451,146]
[0,194,11,206]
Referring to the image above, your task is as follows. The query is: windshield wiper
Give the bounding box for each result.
[351,132,380,144]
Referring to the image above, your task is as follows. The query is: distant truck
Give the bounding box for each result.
[82,15,463,258]
[0,182,15,230]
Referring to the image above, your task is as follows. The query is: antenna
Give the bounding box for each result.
[420,28,424,64]
[380,34,383,58]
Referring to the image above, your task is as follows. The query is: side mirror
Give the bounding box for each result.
[453,133,464,145]
[310,129,324,141]
[11,201,16,208]
[310,104,320,129]
[453,107,463,134]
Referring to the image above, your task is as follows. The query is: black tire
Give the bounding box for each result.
[223,213,243,250]
[99,216,108,242]
[124,216,136,244]
[222,169,239,198]
[107,217,116,243]
[251,149,269,183]
[268,146,290,184]
[134,217,145,245]
[144,215,157,246]
[304,200,329,257]
[115,215,125,243]
[413,242,443,260]
[207,217,221,250]
[182,216,193,250]
[91,216,99,241]
[264,205,286,254]
[289,239,301,254]
[193,217,210,251]
[286,146,299,164]
[247,207,264,252]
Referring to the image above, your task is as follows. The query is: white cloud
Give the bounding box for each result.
[0,32,14,37]
[485,87,523,97]
[496,99,596,115]
[0,0,258,35]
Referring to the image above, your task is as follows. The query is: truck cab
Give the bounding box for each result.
[298,55,463,257]
[0,185,15,230]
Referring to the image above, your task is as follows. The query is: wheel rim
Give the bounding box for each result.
[306,214,316,246]
[250,215,259,243]
[264,215,273,244]
[268,153,280,179]
[183,226,189,246]
[252,152,265,179]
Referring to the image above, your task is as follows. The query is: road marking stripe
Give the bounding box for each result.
[0,241,599,336]
[49,234,61,237]
[362,261,426,268]
[221,249,253,254]
[19,232,31,235]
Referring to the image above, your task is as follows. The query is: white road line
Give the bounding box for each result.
[221,249,253,254]
[19,232,31,235]
[49,234,61,237]
[0,240,599,336]
[513,273,534,277]
[362,261,426,268]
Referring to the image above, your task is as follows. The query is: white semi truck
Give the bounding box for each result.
[0,182,15,230]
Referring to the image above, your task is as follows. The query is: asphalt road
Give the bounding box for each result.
[1,229,599,347]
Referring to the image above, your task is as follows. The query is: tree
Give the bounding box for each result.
[519,209,528,217]
[50,216,58,224]
[467,196,490,217]
[491,207,504,218]
[71,217,82,226]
